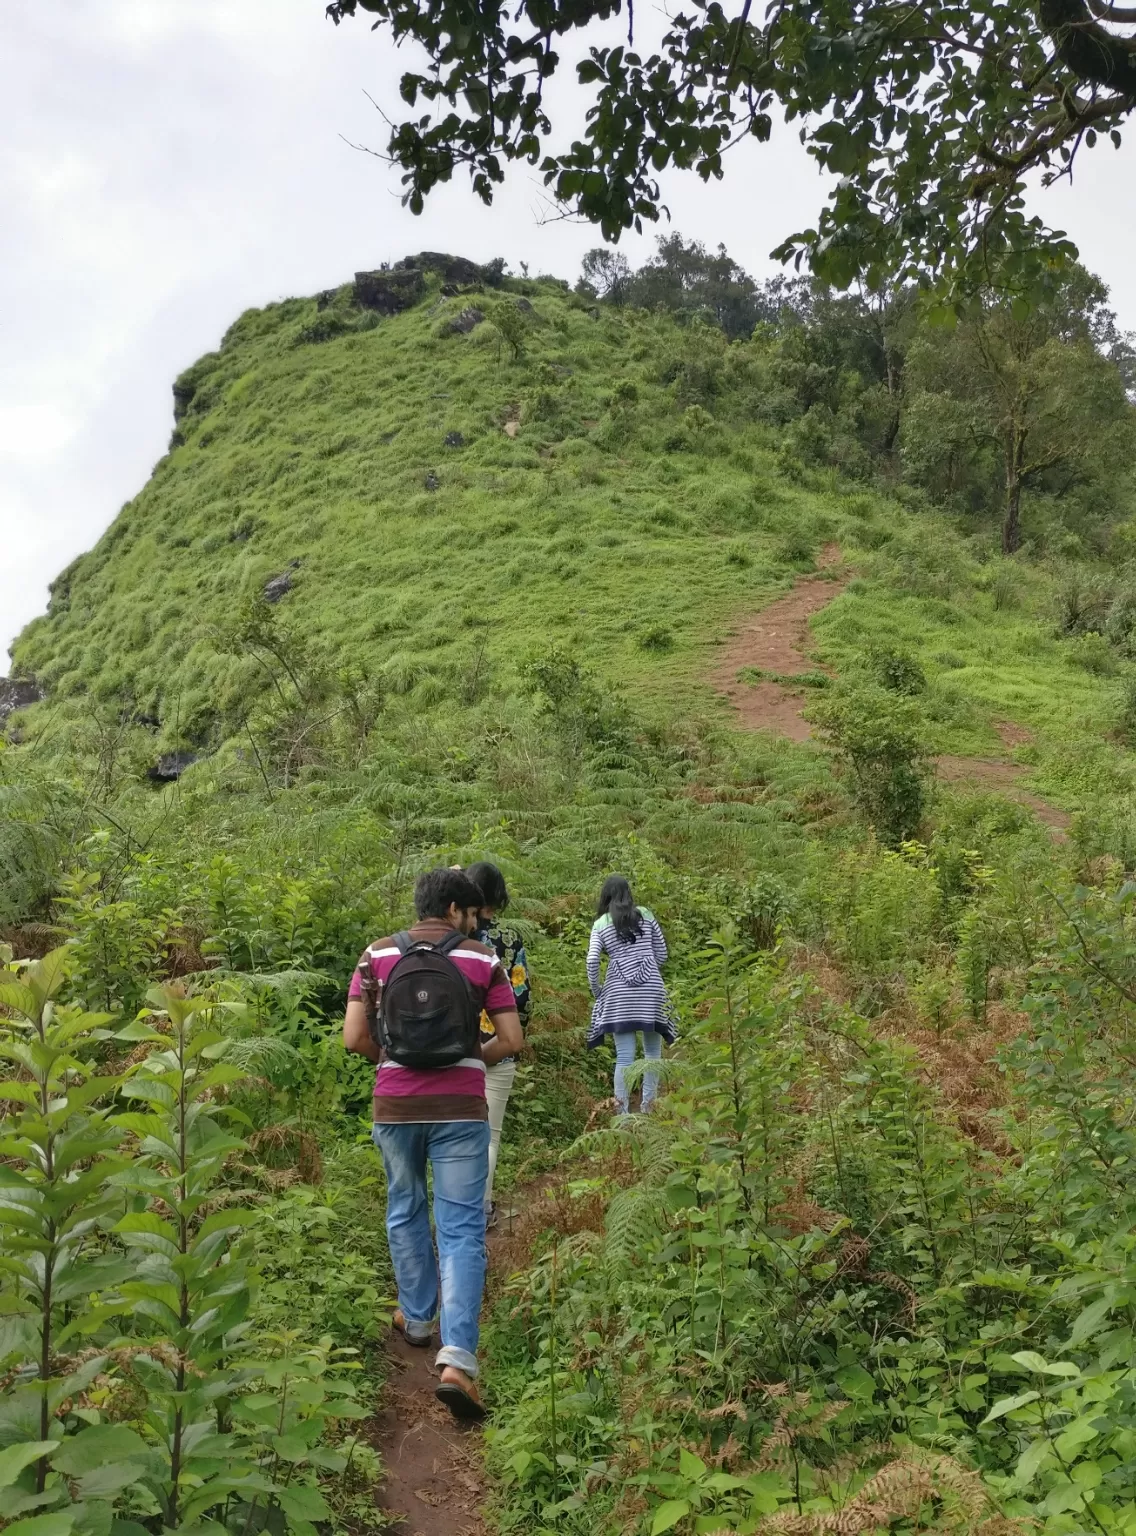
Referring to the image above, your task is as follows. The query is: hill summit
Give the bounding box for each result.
[9,252,856,761]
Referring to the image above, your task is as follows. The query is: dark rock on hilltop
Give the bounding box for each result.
[353,268,426,314]
[395,253,505,287]
[354,255,507,315]
[0,677,43,723]
[444,431,465,448]
[424,472,440,491]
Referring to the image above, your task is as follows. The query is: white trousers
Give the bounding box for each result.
[483,1058,517,1209]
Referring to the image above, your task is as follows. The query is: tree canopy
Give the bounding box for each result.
[326,0,1136,296]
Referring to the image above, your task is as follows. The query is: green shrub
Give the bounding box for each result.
[1066,631,1118,676]
[812,682,930,845]
[864,644,926,695]
[776,525,816,565]
[638,624,674,651]
[1053,567,1112,636]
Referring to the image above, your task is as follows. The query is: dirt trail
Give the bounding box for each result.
[366,1207,529,1536]
[710,544,847,742]
[711,552,1070,832]
[367,1333,488,1536]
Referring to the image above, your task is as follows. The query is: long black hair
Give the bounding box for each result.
[596,875,643,943]
[465,861,510,913]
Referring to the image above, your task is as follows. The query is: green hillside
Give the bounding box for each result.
[7,255,1136,1536]
[13,272,846,737]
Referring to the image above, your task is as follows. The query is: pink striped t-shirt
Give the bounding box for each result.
[349,919,516,1122]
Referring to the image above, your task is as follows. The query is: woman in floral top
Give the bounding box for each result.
[466,862,530,1227]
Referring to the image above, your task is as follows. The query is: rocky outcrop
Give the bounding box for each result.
[441,307,484,336]
[353,268,427,314]
[353,254,507,315]
[395,253,505,287]
[147,752,199,783]
[263,560,301,604]
[0,677,43,722]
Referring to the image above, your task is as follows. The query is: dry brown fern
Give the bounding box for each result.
[756,1451,997,1534]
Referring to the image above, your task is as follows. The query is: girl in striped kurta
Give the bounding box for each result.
[586,875,674,1114]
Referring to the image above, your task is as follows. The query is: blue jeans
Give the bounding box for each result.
[613,1030,663,1113]
[372,1119,490,1378]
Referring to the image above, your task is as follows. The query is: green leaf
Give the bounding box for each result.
[835,1364,875,1400]
[74,1463,151,1500]
[651,1501,691,1535]
[192,1209,257,1244]
[3,1514,78,1536]
[272,1484,329,1521]
[1014,1435,1053,1487]
[270,1434,312,1463]
[982,1390,1040,1424]
[677,1448,706,1481]
[1067,1297,1113,1347]
[0,1444,60,1488]
[1011,1350,1079,1378]
[52,1426,152,1477]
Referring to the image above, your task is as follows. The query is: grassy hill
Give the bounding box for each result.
[13,271,852,737]
[8,257,1136,1536]
[11,261,1136,817]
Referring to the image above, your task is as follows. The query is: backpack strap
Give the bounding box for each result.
[393,932,412,956]
[433,929,469,957]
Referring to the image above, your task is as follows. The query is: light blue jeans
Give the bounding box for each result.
[372,1119,490,1378]
[613,1030,663,1114]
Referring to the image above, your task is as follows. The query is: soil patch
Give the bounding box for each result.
[367,1337,488,1536]
[934,754,1070,832]
[710,544,847,741]
[365,1191,554,1535]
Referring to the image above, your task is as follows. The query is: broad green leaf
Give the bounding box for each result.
[53,1426,151,1477]
[114,1213,179,1256]
[271,1434,312,1463]
[835,1364,875,1400]
[678,1448,706,1481]
[273,1484,329,1522]
[1067,1298,1114,1348]
[1015,1434,1053,1486]
[192,1209,257,1244]
[981,1391,1040,1424]
[651,1500,691,1535]
[74,1463,151,1500]
[1011,1351,1079,1378]
[3,1513,77,1536]
[0,1443,59,1488]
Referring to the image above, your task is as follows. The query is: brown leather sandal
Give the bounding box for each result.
[435,1365,486,1421]
[392,1309,433,1348]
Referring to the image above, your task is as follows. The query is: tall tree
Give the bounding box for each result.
[326,0,1136,294]
[902,269,1134,551]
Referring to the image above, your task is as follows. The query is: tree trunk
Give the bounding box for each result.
[1002,430,1026,554]
[1002,478,1023,553]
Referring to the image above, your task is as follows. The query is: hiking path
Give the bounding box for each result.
[710,548,1070,832]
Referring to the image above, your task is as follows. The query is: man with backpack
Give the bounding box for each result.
[343,867,522,1421]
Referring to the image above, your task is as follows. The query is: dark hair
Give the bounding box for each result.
[414,867,484,920]
[597,874,643,943]
[465,861,510,912]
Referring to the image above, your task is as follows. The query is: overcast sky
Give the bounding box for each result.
[4,1,1134,670]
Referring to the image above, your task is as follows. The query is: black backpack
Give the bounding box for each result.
[361,931,481,1070]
